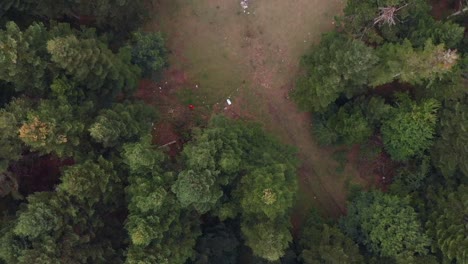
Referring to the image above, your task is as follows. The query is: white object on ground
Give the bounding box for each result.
[226,99,232,105]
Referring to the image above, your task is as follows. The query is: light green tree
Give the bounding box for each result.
[381,93,440,161]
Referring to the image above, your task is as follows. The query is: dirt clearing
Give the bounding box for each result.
[146,0,369,223]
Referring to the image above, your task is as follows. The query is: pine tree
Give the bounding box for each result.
[47,35,140,97]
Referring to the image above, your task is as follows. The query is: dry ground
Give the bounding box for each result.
[146,0,369,224]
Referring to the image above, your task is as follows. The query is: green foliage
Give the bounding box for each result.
[18,99,87,157]
[300,210,364,264]
[171,116,298,261]
[372,40,459,86]
[341,0,431,44]
[130,31,167,77]
[173,116,298,215]
[238,165,296,220]
[241,218,292,262]
[293,33,378,112]
[302,225,364,264]
[123,139,200,264]
[89,102,155,148]
[381,93,440,161]
[0,22,48,94]
[1,188,123,264]
[389,155,430,195]
[47,35,140,97]
[341,191,430,261]
[358,96,393,127]
[171,169,223,213]
[314,102,373,146]
[432,100,468,179]
[0,98,31,167]
[427,185,468,264]
[58,158,119,206]
[409,20,465,49]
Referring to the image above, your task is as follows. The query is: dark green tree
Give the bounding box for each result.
[0,189,124,264]
[130,31,167,77]
[191,223,239,264]
[340,191,430,262]
[314,102,373,146]
[299,210,364,264]
[432,99,468,179]
[302,225,364,264]
[426,185,467,264]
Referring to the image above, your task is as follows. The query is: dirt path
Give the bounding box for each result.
[147,0,367,221]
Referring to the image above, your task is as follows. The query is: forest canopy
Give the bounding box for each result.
[0,0,467,263]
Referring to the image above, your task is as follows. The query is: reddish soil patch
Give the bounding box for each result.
[153,122,183,158]
[369,81,413,100]
[10,154,74,195]
[430,0,461,20]
[347,137,399,192]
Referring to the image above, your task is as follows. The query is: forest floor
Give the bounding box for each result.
[144,0,371,229]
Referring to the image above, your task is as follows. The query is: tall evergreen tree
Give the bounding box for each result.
[47,35,140,97]
[432,99,468,180]
[426,185,468,264]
